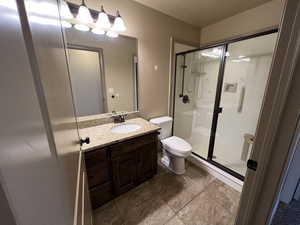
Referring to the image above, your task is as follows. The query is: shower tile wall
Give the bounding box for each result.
[174,54,194,141]
[189,60,220,158]
[213,54,273,175]
[174,49,222,159]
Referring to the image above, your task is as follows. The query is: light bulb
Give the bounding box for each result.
[96,6,111,29]
[92,28,105,35]
[112,10,126,32]
[76,2,93,24]
[74,24,89,31]
[60,1,73,20]
[61,20,72,28]
[106,30,119,38]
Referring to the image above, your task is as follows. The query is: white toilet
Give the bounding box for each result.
[150,116,192,174]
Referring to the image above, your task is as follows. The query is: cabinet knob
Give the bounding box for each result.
[80,137,90,146]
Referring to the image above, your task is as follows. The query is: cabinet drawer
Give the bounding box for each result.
[90,182,114,209]
[85,148,108,168]
[110,133,157,158]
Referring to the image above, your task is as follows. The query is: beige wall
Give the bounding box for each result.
[200,0,284,45]
[174,43,196,54]
[68,0,200,119]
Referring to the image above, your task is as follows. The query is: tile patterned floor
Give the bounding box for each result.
[93,160,241,225]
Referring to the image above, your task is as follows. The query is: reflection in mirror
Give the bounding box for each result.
[65,31,138,117]
[61,5,138,117]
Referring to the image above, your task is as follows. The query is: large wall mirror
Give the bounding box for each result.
[65,28,138,118]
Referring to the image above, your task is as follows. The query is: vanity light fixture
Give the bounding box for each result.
[65,1,126,38]
[106,30,119,38]
[96,5,111,29]
[76,0,93,24]
[74,23,89,31]
[92,28,105,35]
[60,1,73,28]
[61,20,72,28]
[112,10,126,32]
[61,0,73,20]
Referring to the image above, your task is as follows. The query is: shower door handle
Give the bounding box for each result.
[216,107,223,114]
[247,159,258,171]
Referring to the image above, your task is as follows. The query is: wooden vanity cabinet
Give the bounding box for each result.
[84,132,158,209]
[137,141,158,182]
[84,148,114,209]
[111,152,139,195]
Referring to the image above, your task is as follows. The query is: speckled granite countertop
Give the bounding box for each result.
[79,118,161,152]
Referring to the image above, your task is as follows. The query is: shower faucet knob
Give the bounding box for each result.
[182,95,190,104]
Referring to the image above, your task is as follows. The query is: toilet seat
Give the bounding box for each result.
[161,136,192,157]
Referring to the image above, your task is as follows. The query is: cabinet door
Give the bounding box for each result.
[112,152,138,195]
[90,182,114,209]
[137,142,158,183]
[84,148,114,209]
[85,148,111,188]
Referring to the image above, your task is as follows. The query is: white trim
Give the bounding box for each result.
[188,155,243,192]
[73,151,82,225]
[82,169,85,225]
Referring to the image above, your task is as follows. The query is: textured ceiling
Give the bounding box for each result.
[132,0,272,28]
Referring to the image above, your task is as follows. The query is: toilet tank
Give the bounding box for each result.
[150,116,173,140]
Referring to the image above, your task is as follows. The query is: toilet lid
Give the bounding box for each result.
[162,136,192,154]
[149,116,172,125]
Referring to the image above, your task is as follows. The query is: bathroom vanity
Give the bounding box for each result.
[80,118,160,209]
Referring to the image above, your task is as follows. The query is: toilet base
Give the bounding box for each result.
[161,149,186,175]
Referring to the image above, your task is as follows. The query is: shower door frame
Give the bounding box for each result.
[172,28,278,181]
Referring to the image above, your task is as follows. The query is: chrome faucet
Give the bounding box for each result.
[111,111,127,123]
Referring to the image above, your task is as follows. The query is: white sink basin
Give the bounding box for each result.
[111,123,142,134]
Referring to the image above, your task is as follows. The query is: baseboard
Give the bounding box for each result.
[187,154,244,192]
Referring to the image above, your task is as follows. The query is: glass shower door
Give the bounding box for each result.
[173,46,225,159]
[212,32,278,176]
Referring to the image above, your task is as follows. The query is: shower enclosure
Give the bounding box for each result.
[173,30,278,180]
